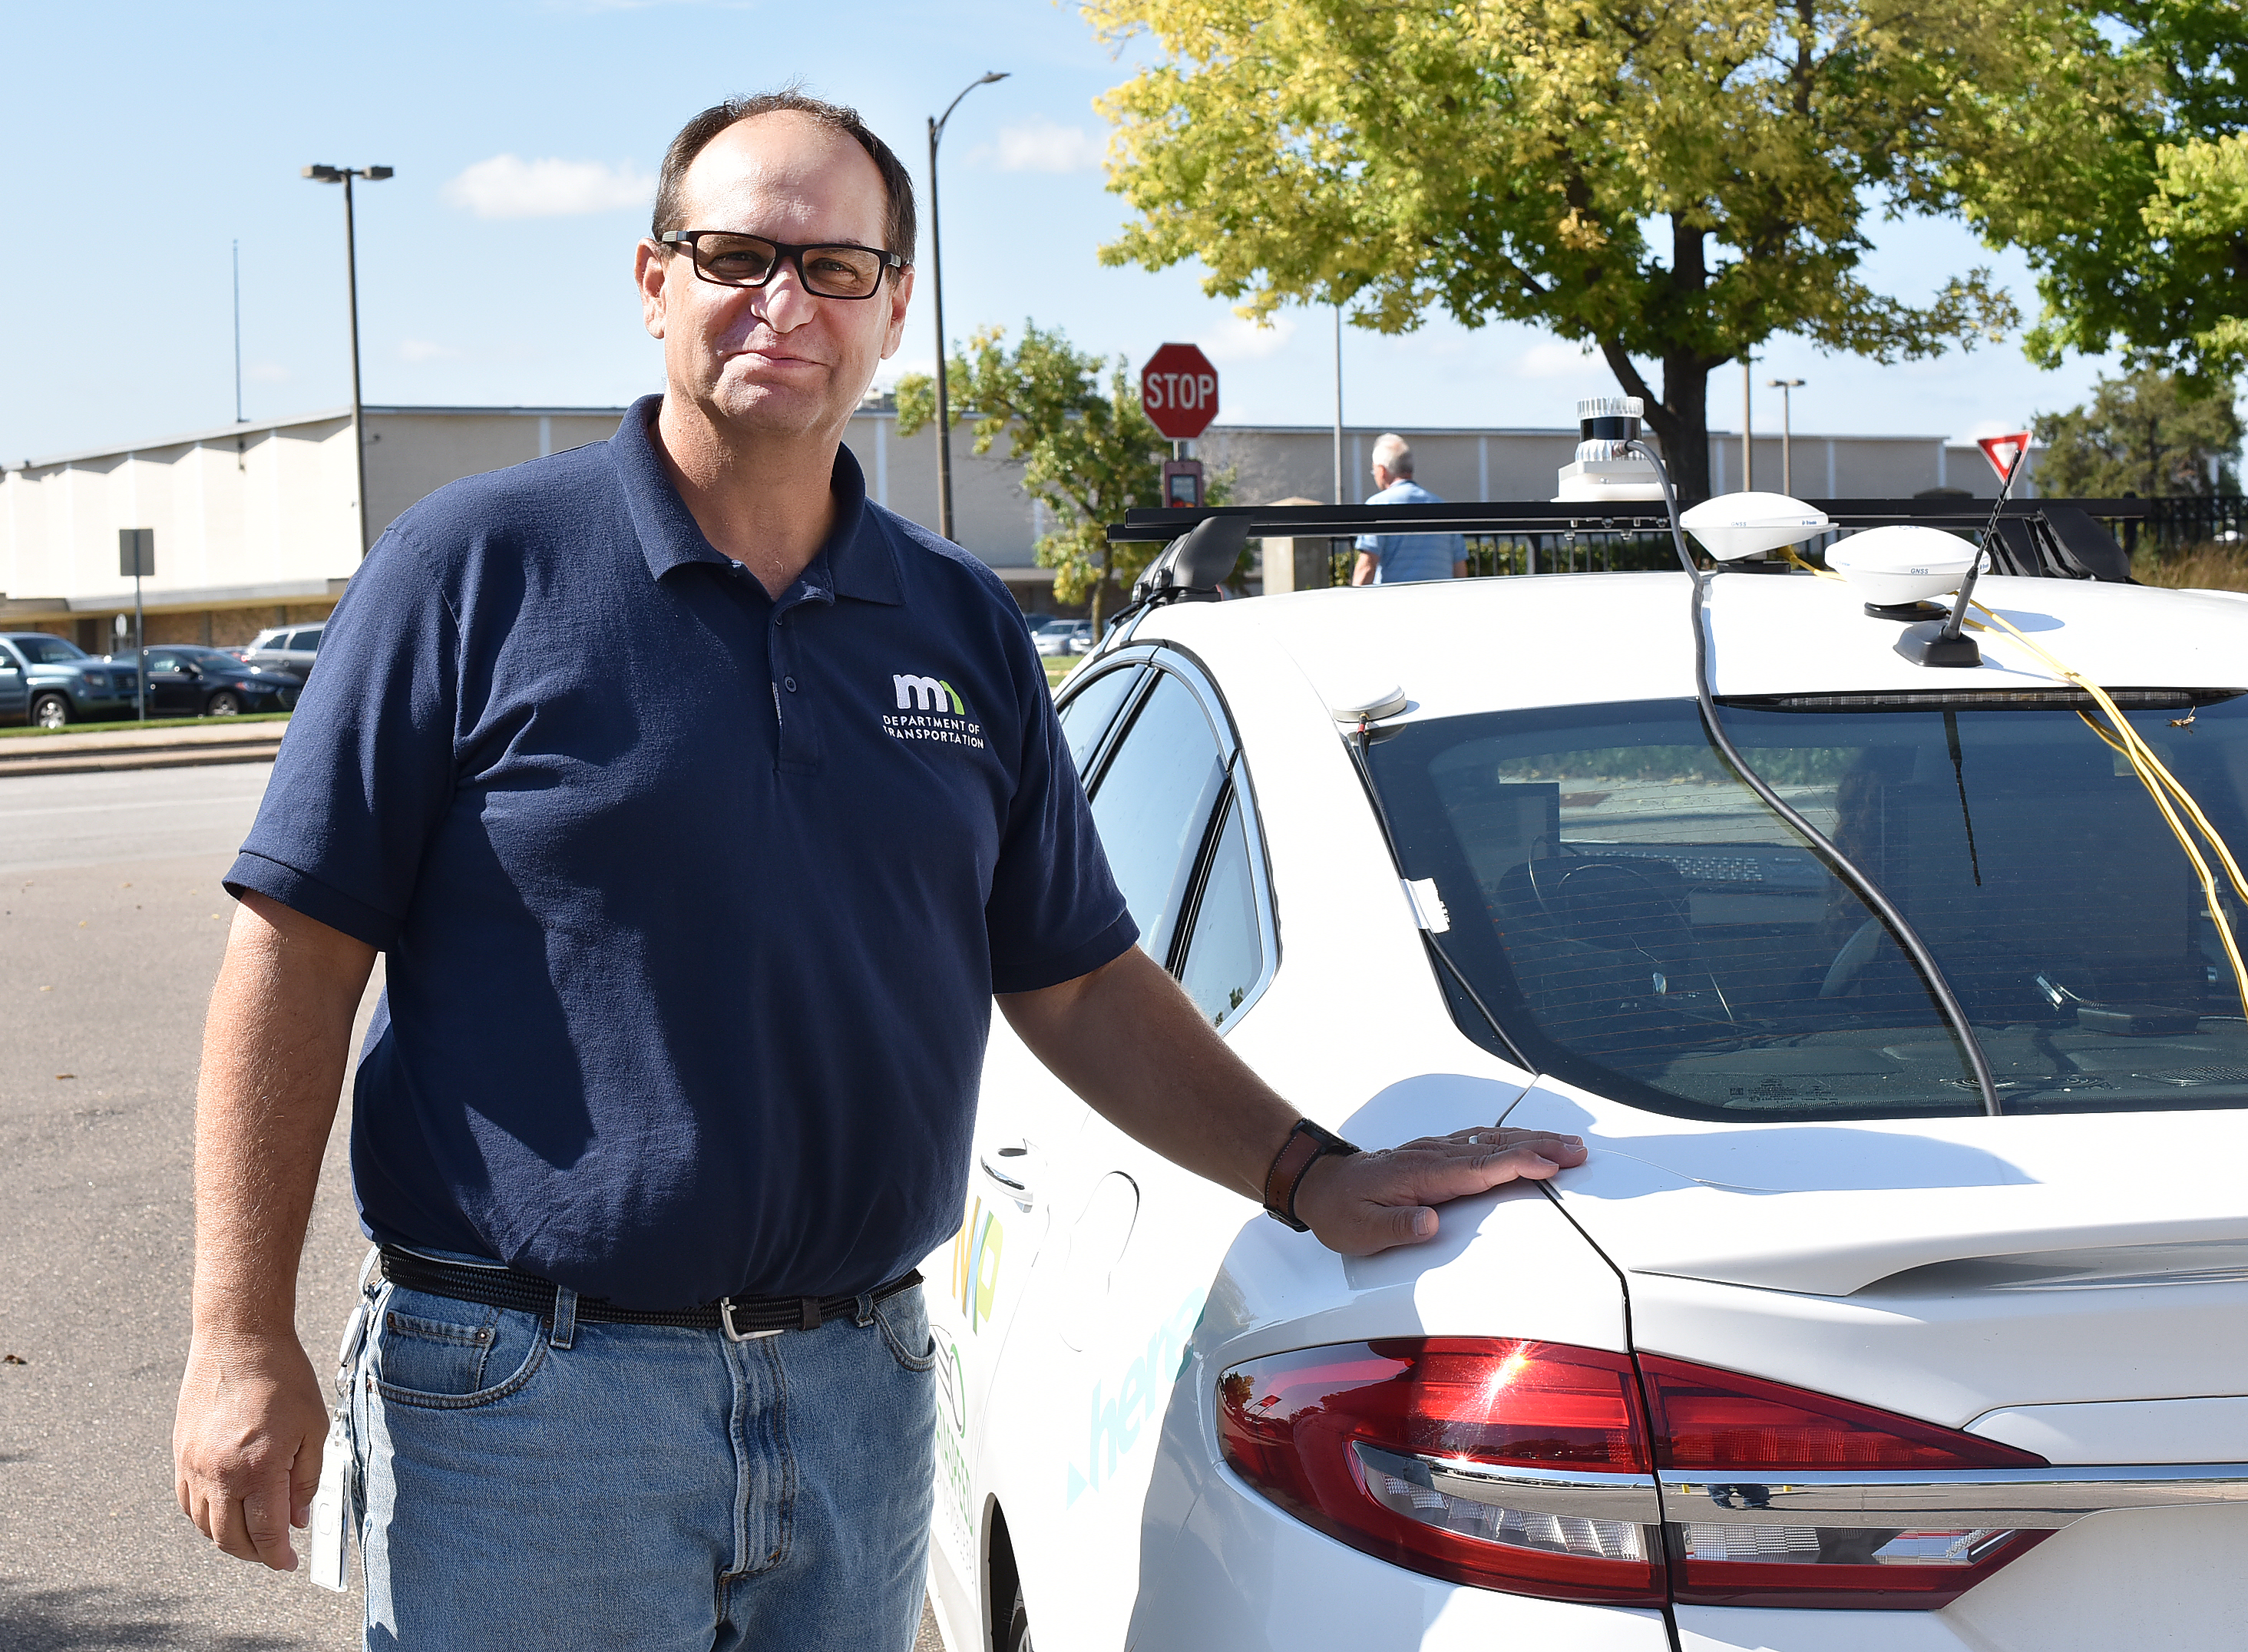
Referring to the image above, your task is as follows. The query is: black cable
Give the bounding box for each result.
[1628,438,2004,1118]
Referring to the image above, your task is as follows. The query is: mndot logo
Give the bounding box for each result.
[893,674,965,715]
[884,670,986,752]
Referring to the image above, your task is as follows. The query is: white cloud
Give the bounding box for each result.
[1517,340,1599,379]
[1198,313,1297,364]
[399,339,462,363]
[970,118,1106,174]
[443,154,655,220]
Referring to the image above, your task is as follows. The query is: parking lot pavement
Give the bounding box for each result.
[1,763,952,1651]
[0,761,369,1648]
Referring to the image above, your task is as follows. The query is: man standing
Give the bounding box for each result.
[1351,432,1468,584]
[171,93,1582,1650]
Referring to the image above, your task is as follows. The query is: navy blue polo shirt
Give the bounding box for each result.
[227,395,1133,1308]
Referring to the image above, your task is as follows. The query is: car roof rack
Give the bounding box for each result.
[1105,497,2154,583]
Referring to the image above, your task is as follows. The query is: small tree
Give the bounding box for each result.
[2034,365,2243,497]
[897,322,1226,634]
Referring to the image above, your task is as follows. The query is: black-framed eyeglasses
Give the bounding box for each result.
[658,230,904,300]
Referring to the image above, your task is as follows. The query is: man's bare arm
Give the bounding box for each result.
[999,947,1582,1256]
[1351,550,1379,586]
[173,891,375,1572]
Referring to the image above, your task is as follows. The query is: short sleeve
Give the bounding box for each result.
[224,529,460,949]
[984,629,1136,993]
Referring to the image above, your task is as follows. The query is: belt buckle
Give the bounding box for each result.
[718,1297,785,1343]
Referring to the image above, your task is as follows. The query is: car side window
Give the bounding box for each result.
[1176,791,1267,1029]
[148,653,181,672]
[301,629,322,653]
[1088,672,1226,967]
[1056,665,1142,777]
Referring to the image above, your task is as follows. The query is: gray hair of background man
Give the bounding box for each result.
[651,88,918,263]
[1371,433,1414,476]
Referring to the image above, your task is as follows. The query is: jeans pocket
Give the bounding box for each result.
[871,1286,937,1373]
[372,1288,547,1409]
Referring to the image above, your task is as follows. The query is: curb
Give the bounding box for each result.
[0,722,287,778]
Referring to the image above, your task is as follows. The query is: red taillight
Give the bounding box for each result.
[1215,1339,1667,1604]
[1217,1340,2055,1611]
[1640,1354,2052,1610]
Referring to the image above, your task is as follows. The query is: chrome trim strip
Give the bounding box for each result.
[1665,1463,2248,1529]
[1354,1444,1662,1522]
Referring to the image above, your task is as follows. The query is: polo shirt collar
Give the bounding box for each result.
[611,392,904,606]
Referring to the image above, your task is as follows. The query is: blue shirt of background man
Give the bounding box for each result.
[226,395,1136,1309]
[1354,478,1465,583]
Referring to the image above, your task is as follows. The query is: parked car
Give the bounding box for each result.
[237,621,324,676]
[137,645,302,717]
[1033,620,1094,658]
[921,567,2248,1652]
[0,632,141,727]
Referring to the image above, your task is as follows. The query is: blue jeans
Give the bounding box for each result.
[344,1259,937,1650]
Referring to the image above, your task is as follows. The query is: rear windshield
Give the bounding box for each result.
[1367,694,2248,1119]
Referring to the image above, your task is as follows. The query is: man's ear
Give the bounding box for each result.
[635,240,669,341]
[878,265,915,361]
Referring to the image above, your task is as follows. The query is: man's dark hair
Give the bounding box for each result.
[652,89,917,266]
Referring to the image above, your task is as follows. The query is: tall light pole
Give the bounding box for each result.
[1766,377,1806,494]
[1332,302,1345,506]
[302,164,392,555]
[927,72,1008,544]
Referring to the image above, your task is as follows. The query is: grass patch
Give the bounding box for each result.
[1044,657,1079,689]
[0,711,292,740]
[2132,542,2248,592]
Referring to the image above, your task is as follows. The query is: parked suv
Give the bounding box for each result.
[238,622,324,676]
[0,633,140,728]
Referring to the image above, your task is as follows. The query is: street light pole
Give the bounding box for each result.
[303,164,393,555]
[927,72,1008,544]
[1767,378,1806,494]
[1332,302,1344,506]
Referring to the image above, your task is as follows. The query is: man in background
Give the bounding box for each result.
[1352,432,1467,584]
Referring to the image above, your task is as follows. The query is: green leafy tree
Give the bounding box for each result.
[2033,365,2242,496]
[1962,2,2248,385]
[1086,0,2030,501]
[897,322,1227,634]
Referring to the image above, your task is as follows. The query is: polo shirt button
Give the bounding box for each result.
[784,676,798,693]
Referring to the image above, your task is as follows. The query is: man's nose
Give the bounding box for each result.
[752,263,821,332]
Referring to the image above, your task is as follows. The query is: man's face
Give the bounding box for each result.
[636,112,914,441]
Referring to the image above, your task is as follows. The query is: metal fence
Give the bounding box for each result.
[1303,530,1687,586]
[2128,496,2248,558]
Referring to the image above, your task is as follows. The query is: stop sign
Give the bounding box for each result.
[1140,343,1220,440]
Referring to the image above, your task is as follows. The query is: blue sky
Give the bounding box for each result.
[4,0,2147,467]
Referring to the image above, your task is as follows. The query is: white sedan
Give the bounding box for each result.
[922,565,2248,1652]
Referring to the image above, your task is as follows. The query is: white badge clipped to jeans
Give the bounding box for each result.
[308,1407,351,1591]
[309,1288,371,1591]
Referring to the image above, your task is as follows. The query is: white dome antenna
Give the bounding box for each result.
[1679,491,1830,562]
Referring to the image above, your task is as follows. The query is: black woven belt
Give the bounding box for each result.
[378,1246,922,1341]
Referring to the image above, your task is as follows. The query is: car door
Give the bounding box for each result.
[141,651,195,715]
[923,660,1155,1650]
[991,652,1282,1652]
[0,643,28,725]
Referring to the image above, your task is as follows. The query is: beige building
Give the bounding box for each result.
[0,401,2031,646]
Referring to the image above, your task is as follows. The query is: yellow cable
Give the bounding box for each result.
[1782,546,1847,582]
[1963,599,2248,1020]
